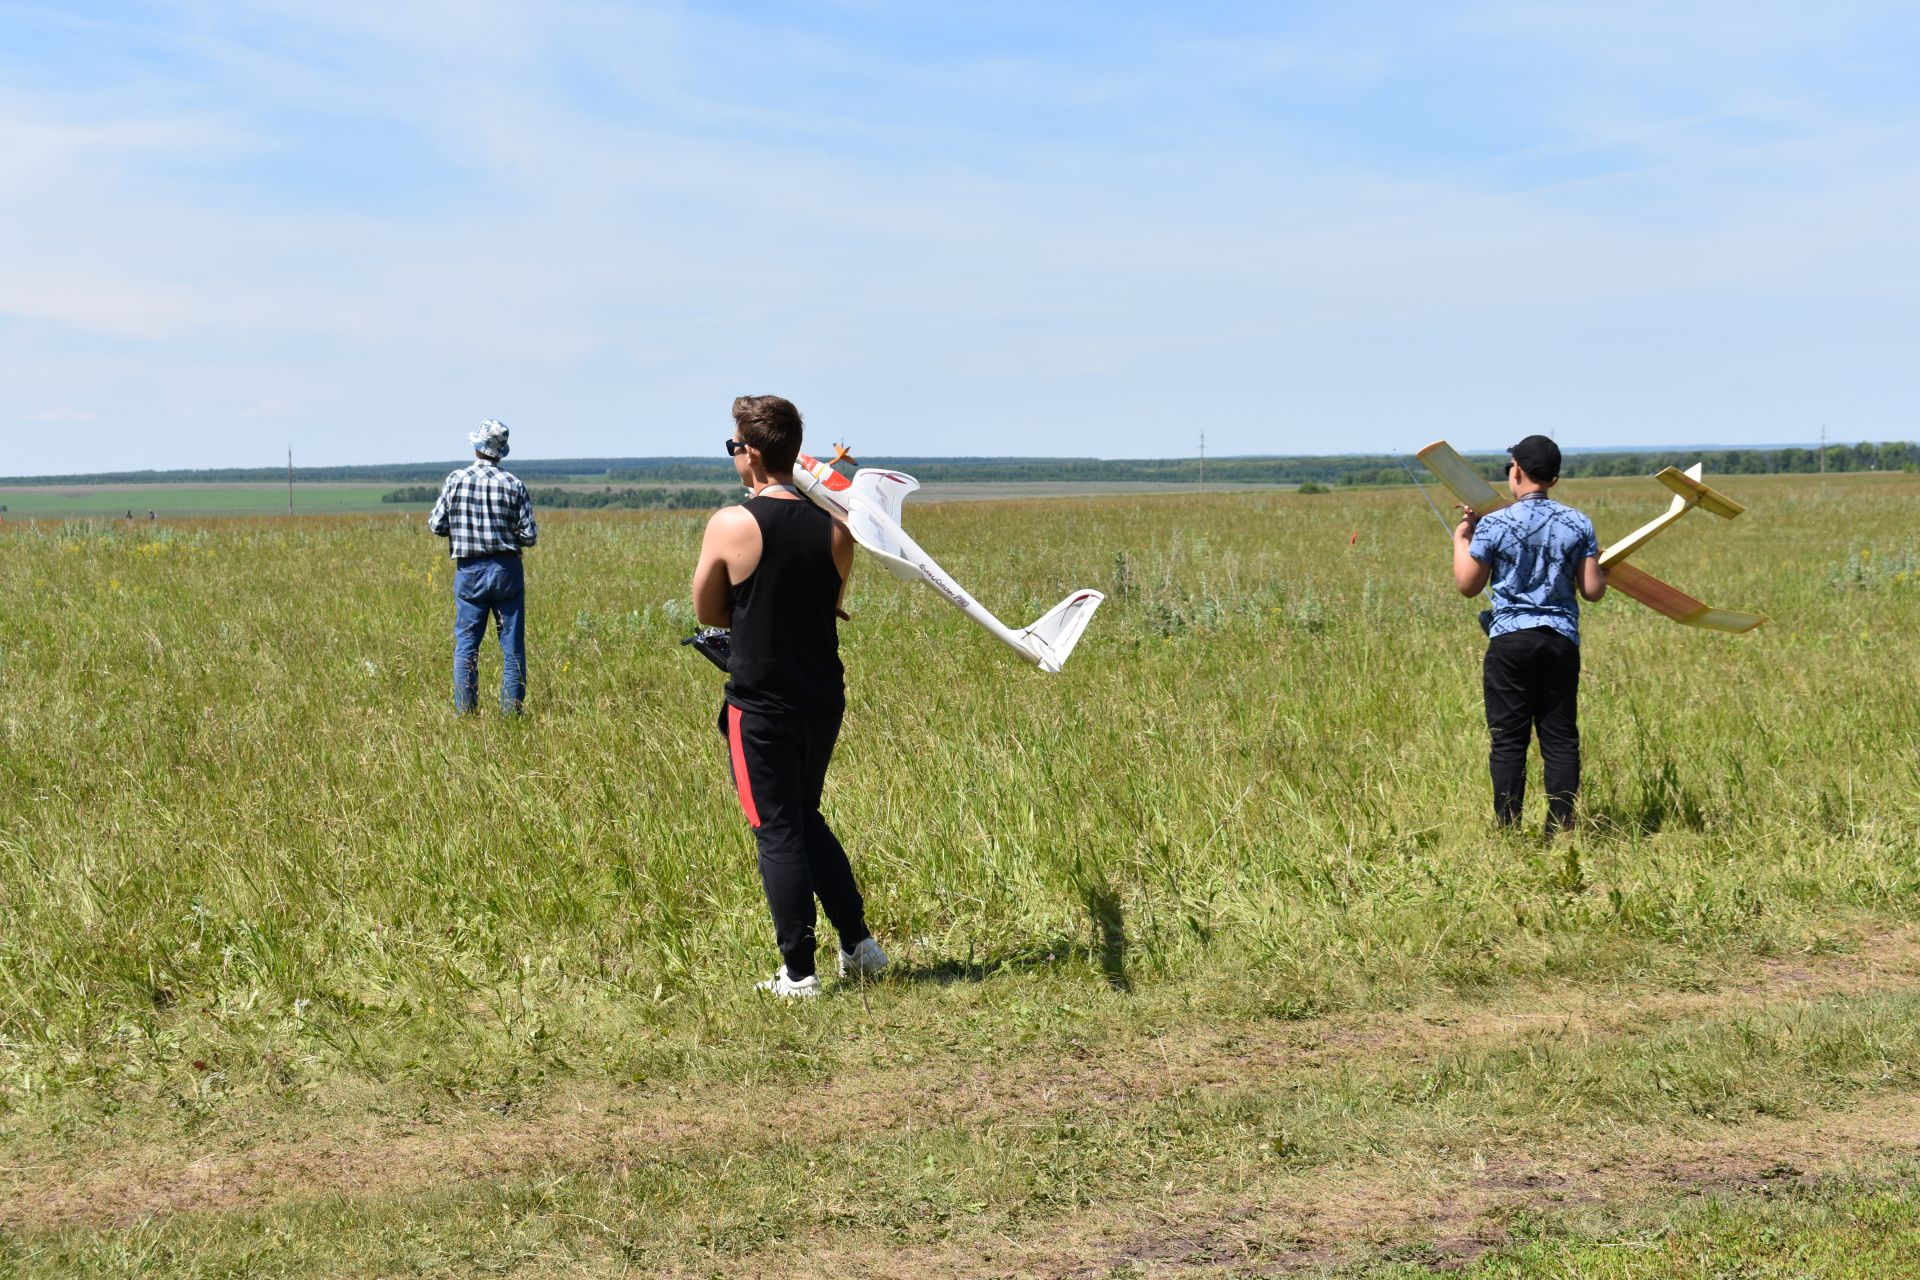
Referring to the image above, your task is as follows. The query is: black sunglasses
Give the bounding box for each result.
[725,438,749,457]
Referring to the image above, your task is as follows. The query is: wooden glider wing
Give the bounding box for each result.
[1416,440,1511,514]
[1606,562,1767,634]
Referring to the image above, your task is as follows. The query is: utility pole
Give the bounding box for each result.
[1198,430,1206,488]
[1820,423,1826,482]
[288,447,294,513]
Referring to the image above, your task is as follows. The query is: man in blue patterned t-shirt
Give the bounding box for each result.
[1452,435,1607,835]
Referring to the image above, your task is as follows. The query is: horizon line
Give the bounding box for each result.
[4,440,1910,484]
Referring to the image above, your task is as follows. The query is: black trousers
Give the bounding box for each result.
[1483,627,1582,831]
[720,702,869,979]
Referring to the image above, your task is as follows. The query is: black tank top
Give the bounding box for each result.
[724,496,845,718]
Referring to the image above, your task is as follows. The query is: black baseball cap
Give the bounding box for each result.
[1507,434,1561,482]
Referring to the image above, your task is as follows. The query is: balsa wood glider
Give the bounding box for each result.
[1415,441,1767,634]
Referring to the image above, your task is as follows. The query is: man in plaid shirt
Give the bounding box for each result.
[429,420,538,713]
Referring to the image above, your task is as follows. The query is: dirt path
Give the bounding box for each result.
[759,1092,1920,1278]
[7,929,1918,1271]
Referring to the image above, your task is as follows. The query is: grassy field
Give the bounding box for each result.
[2,473,1918,1277]
[0,483,399,519]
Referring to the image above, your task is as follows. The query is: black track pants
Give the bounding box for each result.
[720,702,869,980]
[1483,627,1582,831]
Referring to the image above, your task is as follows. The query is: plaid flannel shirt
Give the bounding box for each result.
[427,460,538,559]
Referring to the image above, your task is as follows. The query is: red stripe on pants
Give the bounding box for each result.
[727,704,762,828]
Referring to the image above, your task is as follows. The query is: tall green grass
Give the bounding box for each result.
[1,474,1916,1119]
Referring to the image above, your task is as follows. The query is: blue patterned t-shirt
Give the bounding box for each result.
[1468,495,1600,643]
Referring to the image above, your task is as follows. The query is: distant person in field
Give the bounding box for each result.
[1452,435,1606,836]
[691,394,886,998]
[428,420,538,714]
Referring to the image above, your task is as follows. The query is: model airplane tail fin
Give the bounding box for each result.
[1654,465,1746,519]
[1018,590,1105,673]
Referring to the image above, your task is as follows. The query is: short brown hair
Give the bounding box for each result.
[730,395,804,472]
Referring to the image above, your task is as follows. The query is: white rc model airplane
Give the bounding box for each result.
[1417,440,1768,634]
[791,446,1105,672]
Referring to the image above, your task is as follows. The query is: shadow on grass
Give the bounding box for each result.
[1584,755,1710,836]
[1084,879,1131,992]
[887,889,1131,992]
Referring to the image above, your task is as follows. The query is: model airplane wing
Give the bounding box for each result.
[793,453,1104,672]
[847,468,918,533]
[1605,562,1767,634]
[1417,440,1512,514]
[844,500,927,584]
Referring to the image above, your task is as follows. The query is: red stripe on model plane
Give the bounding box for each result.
[726,704,761,828]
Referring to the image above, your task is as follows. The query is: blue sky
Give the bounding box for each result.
[3,1,1917,473]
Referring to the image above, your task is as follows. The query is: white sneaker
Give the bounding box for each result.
[838,937,888,979]
[755,966,820,999]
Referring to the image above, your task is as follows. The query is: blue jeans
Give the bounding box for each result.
[453,555,526,713]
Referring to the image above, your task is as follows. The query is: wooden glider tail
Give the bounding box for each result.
[1653,466,1745,519]
[1416,440,1512,514]
[1606,563,1768,634]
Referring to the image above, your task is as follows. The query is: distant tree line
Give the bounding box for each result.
[9,442,1917,489]
[607,461,741,483]
[0,458,713,486]
[638,455,1430,484]
[1554,442,1920,478]
[740,443,1919,486]
[382,485,734,510]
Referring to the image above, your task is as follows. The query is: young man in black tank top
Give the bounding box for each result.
[692,395,887,998]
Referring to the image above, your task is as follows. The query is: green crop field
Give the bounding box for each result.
[3,474,1918,1277]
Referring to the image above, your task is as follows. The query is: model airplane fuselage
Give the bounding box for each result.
[1416,441,1767,634]
[792,452,1104,672]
